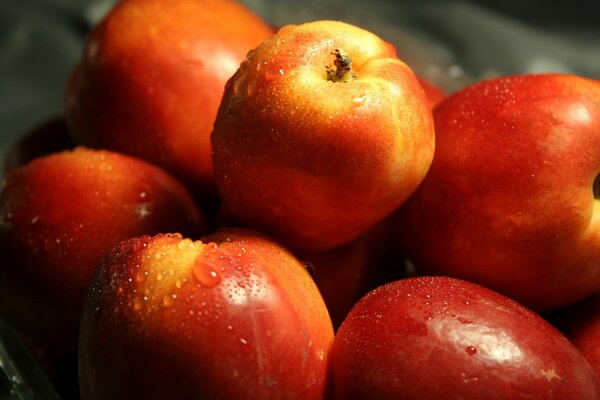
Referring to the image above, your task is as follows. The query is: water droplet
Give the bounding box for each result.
[194,265,221,288]
[465,346,477,356]
[302,262,315,277]
[239,337,250,353]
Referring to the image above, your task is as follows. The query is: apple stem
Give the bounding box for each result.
[326,49,356,82]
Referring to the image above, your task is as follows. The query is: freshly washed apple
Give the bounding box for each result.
[211,20,435,252]
[3,116,74,175]
[0,147,206,371]
[395,73,600,311]
[79,229,334,399]
[65,0,273,206]
[551,292,600,377]
[330,276,600,399]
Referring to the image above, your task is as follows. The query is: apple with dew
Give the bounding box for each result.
[211,20,435,252]
[330,276,600,399]
[65,0,273,206]
[79,229,334,399]
[395,73,600,311]
[0,147,206,375]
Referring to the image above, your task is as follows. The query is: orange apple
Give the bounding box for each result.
[65,0,273,206]
[395,73,600,311]
[79,229,333,399]
[211,20,435,252]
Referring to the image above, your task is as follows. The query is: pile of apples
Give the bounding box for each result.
[2,0,600,398]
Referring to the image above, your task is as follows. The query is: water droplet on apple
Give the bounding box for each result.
[465,346,477,356]
[239,337,250,353]
[194,265,221,288]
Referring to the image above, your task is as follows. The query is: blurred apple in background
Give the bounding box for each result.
[211,20,435,252]
[79,229,333,399]
[65,0,273,209]
[330,276,600,399]
[0,148,206,388]
[395,73,600,312]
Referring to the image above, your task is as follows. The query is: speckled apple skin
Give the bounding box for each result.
[0,147,206,353]
[79,229,333,400]
[395,74,600,311]
[211,20,435,252]
[330,276,600,400]
[65,0,273,202]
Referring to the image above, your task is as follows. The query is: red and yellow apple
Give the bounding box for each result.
[65,0,273,206]
[0,147,206,373]
[330,276,600,399]
[395,73,600,311]
[79,229,333,399]
[211,20,435,252]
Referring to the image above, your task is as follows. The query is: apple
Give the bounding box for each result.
[211,20,435,252]
[65,0,273,207]
[3,116,74,175]
[394,73,600,311]
[0,147,206,378]
[329,276,600,399]
[79,229,334,399]
[550,292,600,377]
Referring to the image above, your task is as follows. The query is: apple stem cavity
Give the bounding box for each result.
[326,49,356,82]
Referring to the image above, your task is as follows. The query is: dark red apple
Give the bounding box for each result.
[79,229,334,399]
[330,276,600,399]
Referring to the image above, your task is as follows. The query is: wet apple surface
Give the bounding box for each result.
[211,20,435,252]
[79,229,333,399]
[330,276,600,399]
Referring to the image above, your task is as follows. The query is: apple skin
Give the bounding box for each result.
[211,20,435,252]
[65,0,273,205]
[0,147,206,366]
[79,229,334,400]
[394,73,600,312]
[329,276,600,400]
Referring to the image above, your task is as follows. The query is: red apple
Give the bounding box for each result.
[79,229,334,399]
[65,0,273,206]
[0,147,206,372]
[211,20,435,252]
[330,276,600,399]
[395,73,600,311]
